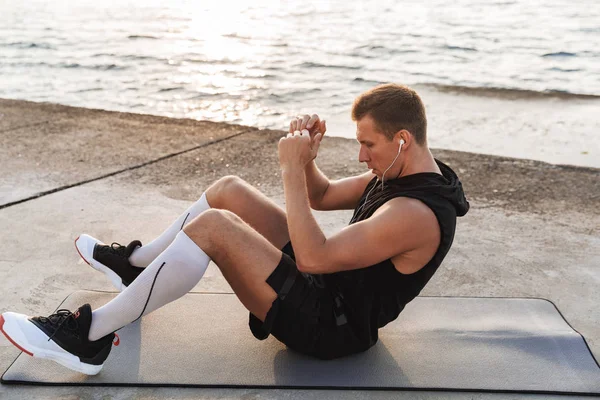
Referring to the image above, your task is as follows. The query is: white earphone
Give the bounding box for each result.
[380,138,405,188]
[357,138,406,214]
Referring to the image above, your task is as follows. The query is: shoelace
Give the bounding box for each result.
[97,242,128,257]
[38,309,80,342]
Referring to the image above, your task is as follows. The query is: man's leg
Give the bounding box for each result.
[88,208,284,340]
[0,181,294,374]
[205,175,290,251]
[128,175,289,267]
[184,208,286,321]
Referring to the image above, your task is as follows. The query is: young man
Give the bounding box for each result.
[0,84,469,374]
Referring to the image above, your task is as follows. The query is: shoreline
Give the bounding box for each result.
[1,98,598,219]
[3,81,600,169]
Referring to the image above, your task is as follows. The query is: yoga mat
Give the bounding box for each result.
[3,291,600,396]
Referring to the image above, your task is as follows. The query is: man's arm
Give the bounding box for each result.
[279,131,439,274]
[305,161,374,211]
[286,176,440,274]
[301,197,440,274]
[291,114,373,211]
[304,160,330,209]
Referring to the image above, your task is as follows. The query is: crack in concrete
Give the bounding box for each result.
[0,129,254,211]
[0,120,51,134]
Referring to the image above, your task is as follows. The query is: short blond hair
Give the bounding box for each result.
[352,83,427,145]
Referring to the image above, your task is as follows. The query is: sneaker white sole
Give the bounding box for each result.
[0,312,103,375]
[75,234,126,292]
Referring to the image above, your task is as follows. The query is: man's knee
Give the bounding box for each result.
[182,209,238,255]
[207,175,249,208]
[184,208,238,233]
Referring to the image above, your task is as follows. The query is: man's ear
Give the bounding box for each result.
[395,129,411,148]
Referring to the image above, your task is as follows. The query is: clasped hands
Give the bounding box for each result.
[278,114,327,171]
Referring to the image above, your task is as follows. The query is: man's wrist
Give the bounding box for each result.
[281,164,305,178]
[304,159,316,169]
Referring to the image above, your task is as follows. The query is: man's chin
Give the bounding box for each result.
[365,166,379,177]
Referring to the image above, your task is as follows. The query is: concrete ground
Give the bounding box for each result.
[0,99,598,399]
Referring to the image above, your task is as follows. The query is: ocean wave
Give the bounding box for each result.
[444,45,478,52]
[228,71,277,79]
[3,41,55,49]
[391,49,419,54]
[186,92,246,100]
[297,62,363,70]
[128,35,160,40]
[580,50,600,57]
[406,33,439,39]
[127,54,161,61]
[124,54,164,60]
[222,33,252,40]
[542,52,577,58]
[184,57,241,65]
[185,90,224,99]
[352,45,418,54]
[62,62,126,71]
[422,83,600,100]
[353,77,386,85]
[345,52,376,59]
[3,61,127,71]
[267,88,322,99]
[280,88,322,97]
[547,67,582,73]
[91,53,116,57]
[75,87,104,93]
[91,53,165,63]
[158,87,183,92]
[354,44,386,50]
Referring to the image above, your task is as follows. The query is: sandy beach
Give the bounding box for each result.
[0,97,598,399]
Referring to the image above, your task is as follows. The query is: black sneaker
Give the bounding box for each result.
[75,234,144,291]
[0,304,118,375]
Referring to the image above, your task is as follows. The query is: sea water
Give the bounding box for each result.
[1,0,599,166]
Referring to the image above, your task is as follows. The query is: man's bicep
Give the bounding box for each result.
[311,199,438,273]
[317,172,374,211]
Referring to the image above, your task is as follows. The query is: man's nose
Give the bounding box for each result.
[358,147,369,162]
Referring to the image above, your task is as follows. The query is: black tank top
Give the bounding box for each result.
[324,159,470,348]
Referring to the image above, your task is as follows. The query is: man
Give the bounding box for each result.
[0,84,469,374]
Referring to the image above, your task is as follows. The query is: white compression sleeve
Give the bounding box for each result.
[88,231,210,341]
[128,192,211,268]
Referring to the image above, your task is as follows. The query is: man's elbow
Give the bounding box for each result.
[309,199,324,211]
[308,183,329,211]
[297,262,322,274]
[294,241,330,273]
[296,256,334,274]
[296,255,325,274]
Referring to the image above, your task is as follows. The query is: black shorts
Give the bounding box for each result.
[248,242,372,360]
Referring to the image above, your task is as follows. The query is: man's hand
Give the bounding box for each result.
[279,129,323,171]
[290,114,327,142]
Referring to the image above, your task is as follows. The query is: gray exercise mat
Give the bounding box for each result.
[3,291,600,396]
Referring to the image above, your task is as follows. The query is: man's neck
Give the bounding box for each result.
[397,147,441,178]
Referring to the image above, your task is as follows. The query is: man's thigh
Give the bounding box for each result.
[184,209,285,322]
[206,176,290,250]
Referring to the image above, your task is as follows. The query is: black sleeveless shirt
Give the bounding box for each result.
[323,159,470,348]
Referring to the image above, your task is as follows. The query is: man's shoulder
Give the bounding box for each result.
[378,196,435,216]
[371,197,439,238]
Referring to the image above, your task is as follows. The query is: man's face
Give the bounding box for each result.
[356,115,397,179]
